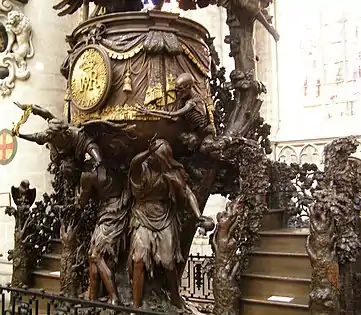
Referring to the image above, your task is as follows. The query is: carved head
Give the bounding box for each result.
[149,139,188,179]
[47,118,69,137]
[6,11,23,27]
[149,139,174,168]
[20,179,29,189]
[19,180,30,194]
[175,73,194,99]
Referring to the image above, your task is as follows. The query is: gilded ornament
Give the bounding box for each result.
[12,103,32,136]
[71,103,164,124]
[69,44,112,112]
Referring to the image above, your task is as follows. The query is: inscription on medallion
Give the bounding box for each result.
[70,46,111,112]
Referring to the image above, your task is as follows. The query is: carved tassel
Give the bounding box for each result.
[123,71,132,93]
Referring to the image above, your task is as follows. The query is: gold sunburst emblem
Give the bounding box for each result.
[69,45,111,112]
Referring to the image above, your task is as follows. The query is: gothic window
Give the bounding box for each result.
[299,2,361,112]
[278,147,298,164]
[300,145,321,166]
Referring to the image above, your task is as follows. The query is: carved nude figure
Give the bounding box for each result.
[5,10,34,69]
[212,204,241,315]
[76,161,130,305]
[128,137,214,309]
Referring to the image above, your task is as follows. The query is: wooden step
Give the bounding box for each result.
[261,209,284,230]
[241,274,310,298]
[256,228,309,254]
[241,296,309,315]
[247,251,311,278]
[42,253,61,271]
[32,269,60,292]
[50,239,62,255]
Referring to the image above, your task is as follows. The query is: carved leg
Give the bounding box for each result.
[89,257,100,301]
[128,253,133,280]
[255,11,280,42]
[165,269,183,309]
[96,257,119,305]
[132,261,145,308]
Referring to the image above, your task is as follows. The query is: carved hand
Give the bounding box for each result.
[13,101,29,111]
[196,216,215,234]
[148,137,163,154]
[135,104,150,115]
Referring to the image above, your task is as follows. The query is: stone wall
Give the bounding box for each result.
[0,0,78,285]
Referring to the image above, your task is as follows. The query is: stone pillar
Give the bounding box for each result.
[0,0,78,285]
[181,6,233,74]
[254,7,279,140]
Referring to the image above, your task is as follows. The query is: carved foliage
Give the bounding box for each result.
[268,161,321,227]
[323,136,361,264]
[307,188,340,314]
[212,142,269,315]
[307,136,361,315]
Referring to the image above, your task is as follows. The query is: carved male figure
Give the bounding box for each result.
[128,137,214,308]
[12,102,103,169]
[77,161,130,305]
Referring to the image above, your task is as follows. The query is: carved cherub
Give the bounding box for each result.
[5,11,34,70]
[53,0,144,16]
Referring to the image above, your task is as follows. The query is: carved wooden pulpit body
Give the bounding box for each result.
[65,11,213,157]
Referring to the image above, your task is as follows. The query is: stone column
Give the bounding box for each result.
[254,6,279,141]
[0,0,78,285]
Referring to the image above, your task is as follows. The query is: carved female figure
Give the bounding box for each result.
[128,137,214,309]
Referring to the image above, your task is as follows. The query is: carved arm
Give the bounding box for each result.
[78,172,94,208]
[149,101,196,119]
[18,131,49,145]
[14,102,55,121]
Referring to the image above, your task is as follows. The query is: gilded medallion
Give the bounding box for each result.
[69,45,111,112]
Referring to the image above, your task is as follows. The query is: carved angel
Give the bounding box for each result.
[4,10,34,69]
[53,0,144,16]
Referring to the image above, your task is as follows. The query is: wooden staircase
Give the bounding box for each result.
[241,209,310,315]
[32,239,61,292]
[30,209,311,315]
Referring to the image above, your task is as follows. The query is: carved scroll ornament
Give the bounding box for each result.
[0,0,33,96]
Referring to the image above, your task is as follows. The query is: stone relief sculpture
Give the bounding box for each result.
[0,0,33,96]
[5,10,34,69]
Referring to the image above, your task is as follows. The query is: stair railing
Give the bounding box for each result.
[307,136,361,315]
[0,285,167,315]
